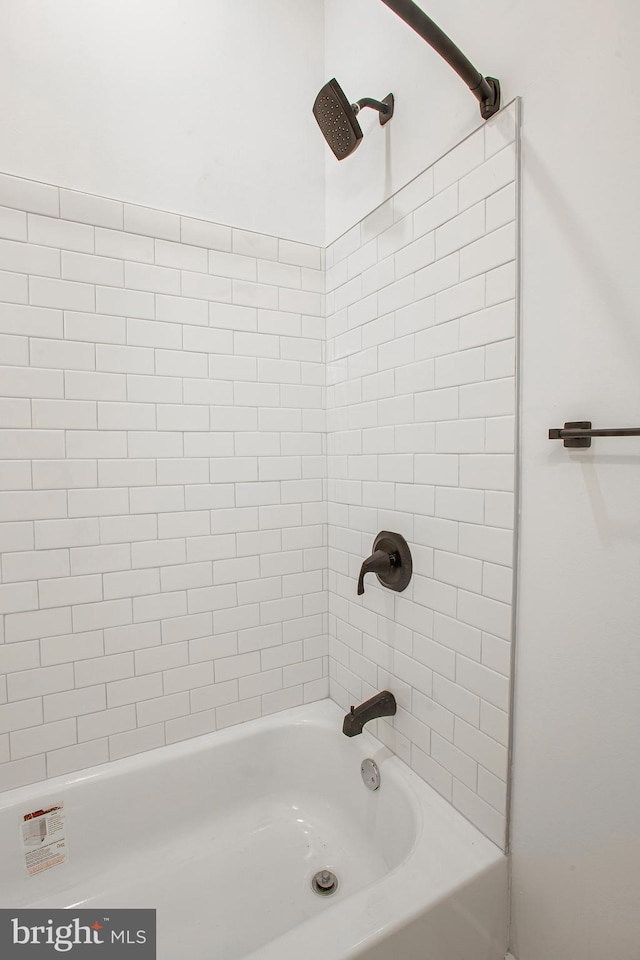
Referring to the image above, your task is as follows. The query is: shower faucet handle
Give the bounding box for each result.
[357,549,395,596]
[356,531,413,596]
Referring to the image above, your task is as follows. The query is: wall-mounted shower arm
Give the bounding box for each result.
[354,95,395,125]
[380,0,500,119]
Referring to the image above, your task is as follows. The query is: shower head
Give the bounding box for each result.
[313,78,394,161]
[313,79,362,161]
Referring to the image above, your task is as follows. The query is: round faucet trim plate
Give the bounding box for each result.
[372,531,412,592]
[361,758,381,791]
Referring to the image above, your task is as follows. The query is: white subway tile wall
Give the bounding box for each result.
[326,103,518,847]
[0,175,328,790]
[0,103,518,849]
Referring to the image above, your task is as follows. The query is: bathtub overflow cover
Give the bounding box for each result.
[361,758,381,791]
[311,870,339,897]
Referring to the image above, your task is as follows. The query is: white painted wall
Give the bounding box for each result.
[325,1,640,958]
[0,0,325,244]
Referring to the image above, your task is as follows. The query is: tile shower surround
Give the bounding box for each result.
[0,102,517,846]
[326,102,518,846]
[0,179,329,792]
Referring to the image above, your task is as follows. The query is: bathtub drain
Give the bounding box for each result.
[311,870,339,897]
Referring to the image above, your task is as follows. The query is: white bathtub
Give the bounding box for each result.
[0,700,507,959]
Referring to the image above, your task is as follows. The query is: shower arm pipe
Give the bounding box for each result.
[354,97,389,114]
[379,0,500,118]
[353,96,394,121]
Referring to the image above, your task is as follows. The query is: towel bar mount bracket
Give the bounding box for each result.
[549,421,593,448]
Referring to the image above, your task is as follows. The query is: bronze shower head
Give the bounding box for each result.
[313,78,394,161]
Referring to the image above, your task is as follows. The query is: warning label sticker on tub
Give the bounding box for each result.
[21,803,66,877]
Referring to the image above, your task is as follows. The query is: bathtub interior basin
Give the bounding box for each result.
[0,700,507,960]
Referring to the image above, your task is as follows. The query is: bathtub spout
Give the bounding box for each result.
[342,690,397,736]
